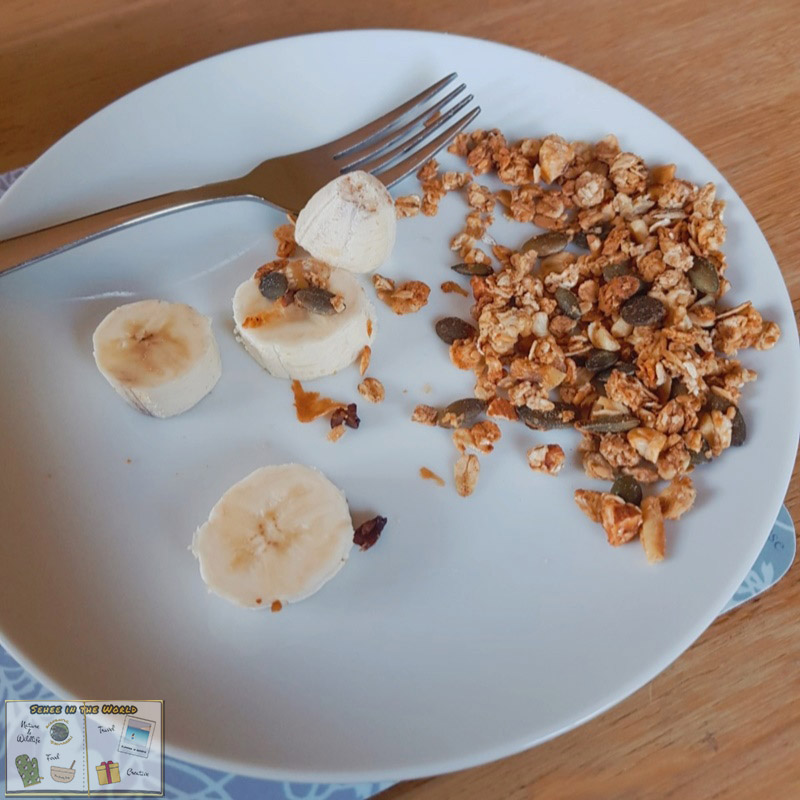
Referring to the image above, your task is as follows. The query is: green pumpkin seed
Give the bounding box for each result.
[671,378,690,398]
[437,398,486,428]
[579,414,639,433]
[602,261,632,282]
[555,287,582,320]
[435,317,476,345]
[573,231,589,249]
[452,262,494,277]
[294,287,340,315]
[516,403,576,431]
[620,295,666,327]
[688,256,720,295]
[690,439,712,466]
[591,362,636,392]
[521,231,569,257]
[731,406,747,446]
[258,270,288,301]
[585,349,619,372]
[610,475,643,506]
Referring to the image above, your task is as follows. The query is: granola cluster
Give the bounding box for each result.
[406,128,781,560]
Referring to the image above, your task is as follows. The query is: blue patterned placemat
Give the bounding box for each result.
[0,167,796,798]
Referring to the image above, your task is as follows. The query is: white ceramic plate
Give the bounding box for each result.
[1,31,798,783]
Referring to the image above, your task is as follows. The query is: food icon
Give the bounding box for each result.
[51,760,76,783]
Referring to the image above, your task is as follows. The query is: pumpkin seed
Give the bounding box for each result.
[258,270,288,301]
[585,348,619,372]
[688,256,720,295]
[731,406,747,446]
[437,398,486,428]
[611,475,643,506]
[521,231,569,257]
[706,392,731,412]
[620,295,666,327]
[294,287,339,315]
[435,317,476,345]
[591,362,636,391]
[671,378,689,398]
[517,403,576,431]
[573,231,589,249]
[690,439,711,466]
[602,261,632,282]
[452,262,494,276]
[579,414,639,433]
[555,287,582,319]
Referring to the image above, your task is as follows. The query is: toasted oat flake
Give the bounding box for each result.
[359,345,371,376]
[395,194,422,218]
[454,453,480,497]
[411,404,438,426]
[358,377,385,404]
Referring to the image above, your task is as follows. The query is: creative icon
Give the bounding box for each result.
[15,754,43,787]
[95,760,121,786]
[49,720,70,743]
[118,715,156,758]
[51,760,76,783]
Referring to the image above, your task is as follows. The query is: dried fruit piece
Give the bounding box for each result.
[620,295,666,327]
[354,515,388,551]
[330,403,360,429]
[435,317,477,344]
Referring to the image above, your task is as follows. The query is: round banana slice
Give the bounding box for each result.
[192,464,354,608]
[295,170,397,273]
[92,299,221,418]
[233,258,376,380]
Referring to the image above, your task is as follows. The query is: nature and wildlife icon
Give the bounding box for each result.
[49,721,70,742]
[15,754,44,787]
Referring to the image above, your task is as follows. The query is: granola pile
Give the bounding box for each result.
[403,129,781,562]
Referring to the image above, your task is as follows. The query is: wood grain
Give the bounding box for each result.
[1,0,799,796]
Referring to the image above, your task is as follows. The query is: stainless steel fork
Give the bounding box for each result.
[0,74,480,276]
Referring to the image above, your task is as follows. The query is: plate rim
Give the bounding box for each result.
[1,28,798,783]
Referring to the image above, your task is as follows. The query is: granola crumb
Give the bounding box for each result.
[373,274,430,314]
[327,425,347,443]
[419,467,445,487]
[527,444,565,475]
[273,223,296,258]
[412,404,438,426]
[441,280,470,297]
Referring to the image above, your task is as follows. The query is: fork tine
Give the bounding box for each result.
[336,83,467,169]
[327,74,458,157]
[343,94,474,175]
[374,107,481,188]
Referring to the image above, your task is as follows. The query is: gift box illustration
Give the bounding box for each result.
[16,754,43,787]
[96,760,121,786]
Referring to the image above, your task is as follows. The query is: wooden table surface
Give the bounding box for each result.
[2,0,799,796]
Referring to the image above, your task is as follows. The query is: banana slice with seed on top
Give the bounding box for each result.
[233,257,376,380]
[92,299,221,418]
[192,464,354,608]
[295,170,397,274]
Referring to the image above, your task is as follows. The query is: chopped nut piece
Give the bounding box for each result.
[527,444,566,475]
[659,476,696,520]
[640,496,665,563]
[454,453,480,497]
[327,424,346,443]
[600,494,643,546]
[627,427,668,464]
[358,377,385,404]
[582,451,616,480]
[575,488,604,522]
[411,404,438,426]
[539,135,575,182]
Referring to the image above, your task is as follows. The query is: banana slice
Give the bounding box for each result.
[192,464,354,608]
[233,258,376,380]
[294,170,396,273]
[93,299,221,418]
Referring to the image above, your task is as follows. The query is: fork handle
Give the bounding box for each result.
[0,178,248,276]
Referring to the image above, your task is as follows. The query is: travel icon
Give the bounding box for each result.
[118,715,156,758]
